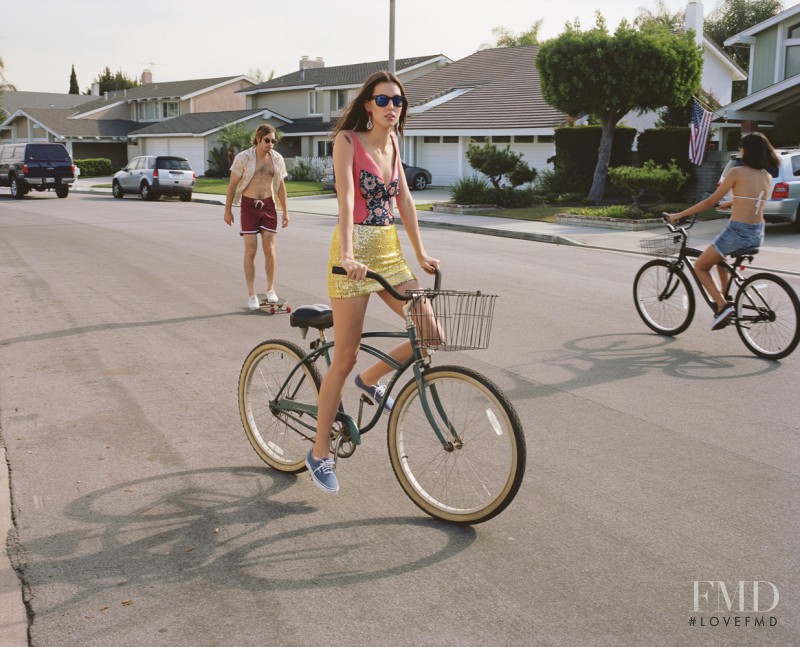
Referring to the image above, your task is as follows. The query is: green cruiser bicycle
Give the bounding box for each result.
[238,268,526,524]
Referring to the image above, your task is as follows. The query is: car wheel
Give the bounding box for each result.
[112,180,124,199]
[140,183,159,201]
[55,186,69,198]
[179,193,192,202]
[10,176,24,199]
[412,174,428,191]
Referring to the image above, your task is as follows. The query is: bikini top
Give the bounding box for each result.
[731,169,771,212]
[350,131,400,226]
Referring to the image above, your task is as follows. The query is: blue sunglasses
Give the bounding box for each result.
[372,94,407,108]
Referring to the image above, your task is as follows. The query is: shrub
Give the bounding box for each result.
[607,160,689,210]
[449,175,492,204]
[207,146,232,177]
[637,127,693,173]
[552,125,636,194]
[570,205,633,218]
[288,158,324,182]
[74,158,113,177]
[465,142,537,189]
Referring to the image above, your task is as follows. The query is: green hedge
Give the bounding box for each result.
[74,158,113,177]
[637,128,692,172]
[552,126,636,193]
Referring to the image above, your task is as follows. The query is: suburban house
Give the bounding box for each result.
[719,2,800,133]
[239,55,450,160]
[0,71,257,170]
[402,45,566,185]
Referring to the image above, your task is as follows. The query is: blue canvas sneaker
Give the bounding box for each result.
[305,450,339,494]
[711,304,734,331]
[354,374,394,411]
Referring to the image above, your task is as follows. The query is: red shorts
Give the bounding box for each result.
[240,196,278,235]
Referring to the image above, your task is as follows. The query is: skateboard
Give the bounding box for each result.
[257,294,291,315]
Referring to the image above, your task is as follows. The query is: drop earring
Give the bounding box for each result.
[366,113,373,131]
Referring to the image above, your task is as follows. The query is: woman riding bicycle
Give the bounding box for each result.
[666,131,779,330]
[306,71,440,493]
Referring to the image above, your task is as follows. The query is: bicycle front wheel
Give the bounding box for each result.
[735,273,800,360]
[238,339,321,472]
[633,259,695,335]
[387,366,526,524]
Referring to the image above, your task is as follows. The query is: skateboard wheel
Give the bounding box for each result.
[270,307,276,314]
[286,306,292,313]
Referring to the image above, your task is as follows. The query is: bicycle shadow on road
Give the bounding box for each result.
[13,466,476,619]
[501,332,781,400]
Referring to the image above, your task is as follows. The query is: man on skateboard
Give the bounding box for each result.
[223,124,290,310]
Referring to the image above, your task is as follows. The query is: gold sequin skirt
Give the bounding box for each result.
[328,224,416,298]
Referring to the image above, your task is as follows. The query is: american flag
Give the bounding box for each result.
[689,98,713,165]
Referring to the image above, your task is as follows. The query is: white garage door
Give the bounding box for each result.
[417,142,462,186]
[143,138,206,175]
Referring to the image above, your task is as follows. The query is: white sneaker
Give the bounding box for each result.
[248,295,260,310]
[266,290,279,303]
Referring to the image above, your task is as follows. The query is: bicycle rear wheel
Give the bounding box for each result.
[238,340,321,472]
[387,366,525,524]
[735,273,800,360]
[633,259,695,335]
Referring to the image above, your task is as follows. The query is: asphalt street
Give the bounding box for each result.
[1,191,799,646]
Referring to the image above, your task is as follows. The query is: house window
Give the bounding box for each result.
[537,135,555,143]
[335,90,350,111]
[162,101,179,119]
[491,136,511,143]
[785,22,800,79]
[308,91,322,115]
[470,136,486,143]
[423,136,440,143]
[317,140,333,157]
[442,136,459,144]
[514,135,534,143]
[138,100,158,121]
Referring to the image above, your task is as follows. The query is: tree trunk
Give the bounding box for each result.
[587,112,617,205]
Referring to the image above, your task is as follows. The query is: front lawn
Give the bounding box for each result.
[193,178,330,197]
[443,203,721,223]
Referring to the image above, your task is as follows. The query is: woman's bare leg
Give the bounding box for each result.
[312,295,369,459]
[696,246,727,311]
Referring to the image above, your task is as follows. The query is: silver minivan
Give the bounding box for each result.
[112,155,195,201]
[717,148,800,229]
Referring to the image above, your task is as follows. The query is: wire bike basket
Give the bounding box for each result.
[639,232,684,257]
[408,289,498,351]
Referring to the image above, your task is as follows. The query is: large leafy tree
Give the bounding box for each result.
[536,16,702,203]
[634,0,684,31]
[705,0,784,71]
[84,66,138,94]
[0,55,15,120]
[483,21,543,48]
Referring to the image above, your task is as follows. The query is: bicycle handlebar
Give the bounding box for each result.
[331,265,441,301]
[662,212,697,233]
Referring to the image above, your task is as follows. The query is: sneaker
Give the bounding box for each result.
[354,374,394,411]
[248,295,260,310]
[711,304,734,331]
[305,450,339,494]
[266,290,279,303]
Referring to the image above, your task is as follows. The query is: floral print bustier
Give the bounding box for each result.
[350,131,400,226]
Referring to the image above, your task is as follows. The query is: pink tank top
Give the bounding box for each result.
[350,131,400,226]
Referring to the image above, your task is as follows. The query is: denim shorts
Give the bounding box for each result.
[712,220,764,256]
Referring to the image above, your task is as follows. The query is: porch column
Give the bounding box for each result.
[741,120,759,134]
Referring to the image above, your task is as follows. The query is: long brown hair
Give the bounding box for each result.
[332,71,408,138]
[739,131,780,170]
[251,123,277,146]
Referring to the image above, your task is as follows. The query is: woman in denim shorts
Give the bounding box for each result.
[667,132,779,330]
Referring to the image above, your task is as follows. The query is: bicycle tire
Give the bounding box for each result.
[238,339,321,472]
[387,366,526,524]
[735,273,800,360]
[633,259,695,335]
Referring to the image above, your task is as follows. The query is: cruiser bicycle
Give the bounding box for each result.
[633,215,800,360]
[238,268,526,524]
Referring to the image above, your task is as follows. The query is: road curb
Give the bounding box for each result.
[413,218,584,247]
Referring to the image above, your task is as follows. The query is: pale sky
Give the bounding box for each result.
[3,0,724,93]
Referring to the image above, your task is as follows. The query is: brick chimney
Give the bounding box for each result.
[140,68,153,85]
[299,56,325,70]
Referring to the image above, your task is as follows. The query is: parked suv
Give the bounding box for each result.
[717,147,800,229]
[0,143,75,199]
[112,155,195,201]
